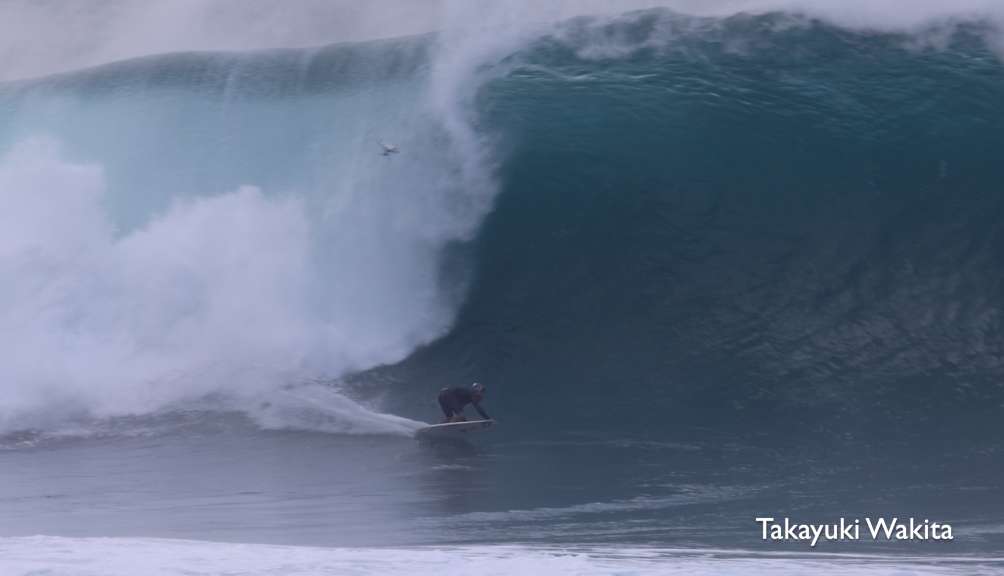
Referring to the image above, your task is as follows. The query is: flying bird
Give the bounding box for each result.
[376,139,399,156]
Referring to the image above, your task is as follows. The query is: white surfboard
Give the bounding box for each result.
[414,420,494,440]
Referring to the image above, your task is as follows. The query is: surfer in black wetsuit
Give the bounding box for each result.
[437,382,498,424]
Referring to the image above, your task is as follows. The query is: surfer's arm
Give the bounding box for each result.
[471,400,491,421]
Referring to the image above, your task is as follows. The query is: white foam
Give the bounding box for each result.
[0,140,430,435]
[433,487,750,525]
[0,536,992,576]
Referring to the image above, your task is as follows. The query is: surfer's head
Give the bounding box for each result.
[471,382,485,400]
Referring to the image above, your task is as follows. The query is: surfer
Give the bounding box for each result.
[376,139,399,156]
[437,383,497,424]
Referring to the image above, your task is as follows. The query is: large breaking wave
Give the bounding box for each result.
[379,10,1004,446]
[0,4,1002,443]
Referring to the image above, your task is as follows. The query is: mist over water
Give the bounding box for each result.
[1,2,1004,575]
[1,0,1003,81]
[0,32,500,434]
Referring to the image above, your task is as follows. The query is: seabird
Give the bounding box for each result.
[377,139,399,156]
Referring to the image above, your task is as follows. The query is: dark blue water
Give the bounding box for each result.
[416,14,1004,440]
[377,12,1004,552]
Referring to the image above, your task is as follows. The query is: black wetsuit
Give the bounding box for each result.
[438,387,492,421]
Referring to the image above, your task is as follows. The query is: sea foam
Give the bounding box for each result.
[0,537,991,576]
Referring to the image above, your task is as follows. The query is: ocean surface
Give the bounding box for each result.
[1,2,1004,574]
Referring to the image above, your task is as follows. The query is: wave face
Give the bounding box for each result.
[380,11,1004,447]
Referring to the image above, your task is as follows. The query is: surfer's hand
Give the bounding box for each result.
[491,419,499,424]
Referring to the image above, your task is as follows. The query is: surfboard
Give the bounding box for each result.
[413,420,494,440]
